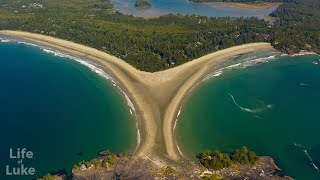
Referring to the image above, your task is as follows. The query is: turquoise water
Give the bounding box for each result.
[0,40,137,179]
[111,0,277,18]
[176,54,320,179]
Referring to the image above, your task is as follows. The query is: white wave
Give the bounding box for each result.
[203,69,223,81]
[41,46,140,120]
[42,48,116,83]
[123,92,135,112]
[292,52,316,56]
[203,55,277,81]
[188,81,200,93]
[0,38,12,43]
[136,126,141,149]
[3,39,143,151]
[225,63,242,69]
[173,107,184,158]
[228,93,272,113]
[117,87,137,116]
[173,108,182,131]
[176,143,184,158]
[241,55,276,68]
[18,41,39,47]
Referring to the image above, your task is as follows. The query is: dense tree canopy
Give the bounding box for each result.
[0,0,319,72]
[270,0,320,54]
[197,146,259,170]
[135,0,152,8]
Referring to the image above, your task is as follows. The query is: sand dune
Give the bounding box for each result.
[0,30,275,161]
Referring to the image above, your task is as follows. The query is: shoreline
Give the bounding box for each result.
[0,35,143,153]
[0,30,275,161]
[223,2,281,10]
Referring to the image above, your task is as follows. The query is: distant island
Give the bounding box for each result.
[135,0,152,8]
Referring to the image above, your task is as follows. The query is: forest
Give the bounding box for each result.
[190,0,294,3]
[0,0,319,72]
[197,146,259,170]
[135,0,152,8]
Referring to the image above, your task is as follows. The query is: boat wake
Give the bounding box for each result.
[300,83,310,86]
[228,93,272,113]
[293,142,320,173]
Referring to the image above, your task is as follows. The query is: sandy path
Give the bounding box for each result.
[0,31,275,161]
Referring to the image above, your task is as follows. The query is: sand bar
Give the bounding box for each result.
[0,30,275,161]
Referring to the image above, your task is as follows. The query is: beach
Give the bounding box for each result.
[223,2,281,10]
[0,30,275,161]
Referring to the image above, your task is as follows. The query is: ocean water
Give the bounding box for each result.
[176,53,320,179]
[111,0,278,18]
[0,40,137,179]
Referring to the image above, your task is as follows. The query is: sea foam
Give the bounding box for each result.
[8,39,142,147]
[41,45,142,151]
[173,108,182,132]
[0,37,12,43]
[203,55,277,81]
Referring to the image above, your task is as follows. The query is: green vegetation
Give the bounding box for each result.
[203,174,224,180]
[197,146,259,170]
[190,0,294,3]
[37,173,55,180]
[270,0,320,54]
[192,0,320,54]
[0,0,271,71]
[135,0,152,8]
[72,153,117,171]
[162,165,175,175]
[0,0,319,72]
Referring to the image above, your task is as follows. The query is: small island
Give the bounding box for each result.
[135,0,152,8]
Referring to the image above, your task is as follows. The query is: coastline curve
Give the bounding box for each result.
[0,30,275,161]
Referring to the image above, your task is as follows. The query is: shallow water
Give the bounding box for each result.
[176,53,320,179]
[0,40,137,179]
[111,0,278,18]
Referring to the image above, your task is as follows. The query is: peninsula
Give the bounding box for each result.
[1,0,319,179]
[0,31,274,161]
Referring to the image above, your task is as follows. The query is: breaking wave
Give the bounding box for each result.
[204,55,277,81]
[173,108,182,132]
[228,93,272,113]
[2,38,142,148]
[1,39,11,43]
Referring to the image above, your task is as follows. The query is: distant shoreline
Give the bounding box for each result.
[0,30,275,161]
[223,2,281,10]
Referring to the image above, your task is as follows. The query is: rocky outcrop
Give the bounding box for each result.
[69,154,292,180]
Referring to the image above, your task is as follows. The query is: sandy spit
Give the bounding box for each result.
[0,30,275,161]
